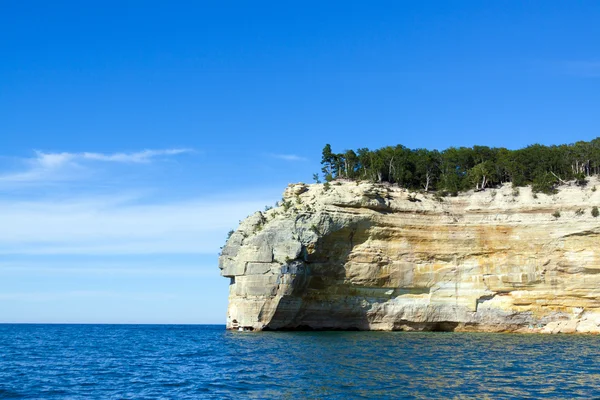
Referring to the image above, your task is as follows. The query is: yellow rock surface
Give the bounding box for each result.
[219,180,600,333]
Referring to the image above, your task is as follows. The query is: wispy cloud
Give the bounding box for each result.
[561,60,600,78]
[269,153,308,162]
[0,194,273,255]
[0,148,194,183]
[0,290,178,302]
[0,262,215,277]
[40,148,193,166]
[0,147,281,255]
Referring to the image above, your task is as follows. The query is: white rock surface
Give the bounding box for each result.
[219,179,600,333]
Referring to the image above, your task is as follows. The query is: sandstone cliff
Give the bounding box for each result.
[219,180,600,333]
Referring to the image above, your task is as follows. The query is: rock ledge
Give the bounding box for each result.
[219,180,600,333]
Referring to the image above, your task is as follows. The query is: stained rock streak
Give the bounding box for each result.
[219,180,600,333]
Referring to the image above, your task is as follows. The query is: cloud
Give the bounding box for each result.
[0,194,274,255]
[269,153,308,162]
[0,148,194,183]
[35,148,194,166]
[0,147,282,255]
[561,60,600,78]
[0,262,215,277]
[68,148,192,164]
[0,290,178,302]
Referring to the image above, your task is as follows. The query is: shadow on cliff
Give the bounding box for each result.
[263,211,465,332]
[265,215,376,331]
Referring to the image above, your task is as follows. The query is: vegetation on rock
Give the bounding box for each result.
[552,211,561,219]
[321,139,600,194]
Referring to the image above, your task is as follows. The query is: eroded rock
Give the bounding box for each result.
[220,180,600,333]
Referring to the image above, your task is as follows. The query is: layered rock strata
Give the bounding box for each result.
[219,180,600,333]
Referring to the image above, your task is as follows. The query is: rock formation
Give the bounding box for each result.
[219,180,600,333]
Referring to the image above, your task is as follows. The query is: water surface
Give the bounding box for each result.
[0,324,598,399]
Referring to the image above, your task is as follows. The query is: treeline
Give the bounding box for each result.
[320,138,600,195]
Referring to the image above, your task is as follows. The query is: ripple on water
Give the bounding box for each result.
[1,325,600,399]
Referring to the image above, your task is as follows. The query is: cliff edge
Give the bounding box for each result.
[219,180,600,333]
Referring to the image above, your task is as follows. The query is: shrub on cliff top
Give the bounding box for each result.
[281,200,292,211]
[575,172,587,186]
[532,172,558,195]
[592,206,599,218]
[552,210,561,219]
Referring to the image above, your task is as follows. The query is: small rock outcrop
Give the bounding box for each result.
[219,180,600,333]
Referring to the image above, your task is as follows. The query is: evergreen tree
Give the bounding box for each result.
[319,137,600,194]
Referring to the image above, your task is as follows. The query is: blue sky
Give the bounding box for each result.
[1,1,600,323]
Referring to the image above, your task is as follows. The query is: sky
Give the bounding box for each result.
[1,1,600,323]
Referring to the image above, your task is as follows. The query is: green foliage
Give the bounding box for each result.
[226,230,235,239]
[552,210,561,219]
[281,200,292,211]
[575,172,587,186]
[407,193,420,202]
[511,187,520,197]
[295,195,302,204]
[323,182,331,191]
[468,160,495,190]
[321,144,335,178]
[253,219,265,233]
[593,186,597,192]
[264,205,273,211]
[592,206,599,218]
[320,137,600,194]
[310,224,319,234]
[312,173,321,184]
[532,172,558,195]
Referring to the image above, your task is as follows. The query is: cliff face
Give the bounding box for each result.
[219,180,600,333]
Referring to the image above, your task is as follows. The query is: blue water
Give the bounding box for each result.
[1,325,599,399]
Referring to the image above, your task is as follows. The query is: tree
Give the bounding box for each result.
[413,149,439,191]
[439,147,472,194]
[532,172,558,194]
[318,136,600,195]
[343,149,359,179]
[468,161,495,190]
[390,145,414,187]
[321,144,335,179]
[575,172,587,186]
[357,148,372,180]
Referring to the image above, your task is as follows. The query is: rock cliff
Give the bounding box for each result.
[219,180,600,333]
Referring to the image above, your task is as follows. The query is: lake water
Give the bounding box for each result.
[1,324,599,399]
